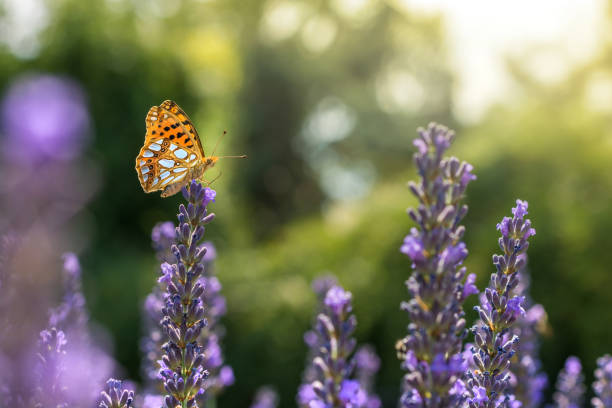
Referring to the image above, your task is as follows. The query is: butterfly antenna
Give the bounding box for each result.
[217,155,248,159]
[211,130,227,157]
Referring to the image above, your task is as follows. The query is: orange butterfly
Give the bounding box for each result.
[135,100,246,197]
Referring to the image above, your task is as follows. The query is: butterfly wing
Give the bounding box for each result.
[135,101,204,193]
[159,100,206,157]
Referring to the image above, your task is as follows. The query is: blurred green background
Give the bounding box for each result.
[2,0,612,406]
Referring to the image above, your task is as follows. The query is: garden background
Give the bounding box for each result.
[1,0,612,407]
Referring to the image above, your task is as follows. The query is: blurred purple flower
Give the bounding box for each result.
[142,227,176,392]
[304,330,318,347]
[250,386,280,408]
[141,394,164,408]
[553,356,585,408]
[592,355,612,408]
[49,252,88,333]
[324,285,352,314]
[1,74,90,162]
[298,384,317,405]
[201,241,217,263]
[151,222,176,263]
[311,275,338,300]
[60,335,116,406]
[33,252,116,407]
[219,365,235,386]
[463,273,478,298]
[355,345,381,375]
[339,380,367,407]
[33,327,68,407]
[508,270,548,408]
[355,345,381,408]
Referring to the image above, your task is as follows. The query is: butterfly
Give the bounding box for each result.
[135,100,246,197]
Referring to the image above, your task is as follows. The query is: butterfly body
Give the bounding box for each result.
[160,156,218,197]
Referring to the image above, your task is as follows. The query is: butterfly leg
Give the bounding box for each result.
[201,171,223,186]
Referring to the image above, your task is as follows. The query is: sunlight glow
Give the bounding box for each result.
[0,0,49,59]
[395,0,607,122]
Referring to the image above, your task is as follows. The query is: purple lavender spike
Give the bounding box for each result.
[508,270,548,408]
[397,123,478,408]
[592,355,612,408]
[465,200,536,408]
[298,282,377,408]
[250,386,280,408]
[33,328,69,407]
[553,356,584,408]
[154,181,225,407]
[99,378,135,408]
[142,193,233,403]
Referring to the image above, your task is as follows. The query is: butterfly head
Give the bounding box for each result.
[204,156,219,168]
[206,155,247,167]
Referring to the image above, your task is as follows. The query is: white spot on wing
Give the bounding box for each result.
[160,171,170,179]
[141,167,149,174]
[143,150,154,157]
[159,159,175,168]
[189,154,196,161]
[161,176,175,186]
[149,143,161,152]
[143,174,149,182]
[139,160,145,166]
[170,144,177,151]
[174,149,187,159]
[173,167,187,173]
[152,177,159,186]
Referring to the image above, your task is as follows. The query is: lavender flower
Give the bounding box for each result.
[552,356,584,408]
[33,327,68,408]
[142,224,178,391]
[396,123,478,408]
[144,214,232,405]
[142,285,166,391]
[465,199,536,408]
[301,275,340,385]
[0,233,18,352]
[1,74,90,162]
[142,394,166,408]
[49,253,88,335]
[592,355,612,408]
[508,274,548,407]
[354,346,382,408]
[99,379,135,408]
[196,242,234,402]
[152,221,178,263]
[158,180,216,407]
[298,284,367,408]
[250,386,280,408]
[47,252,115,406]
